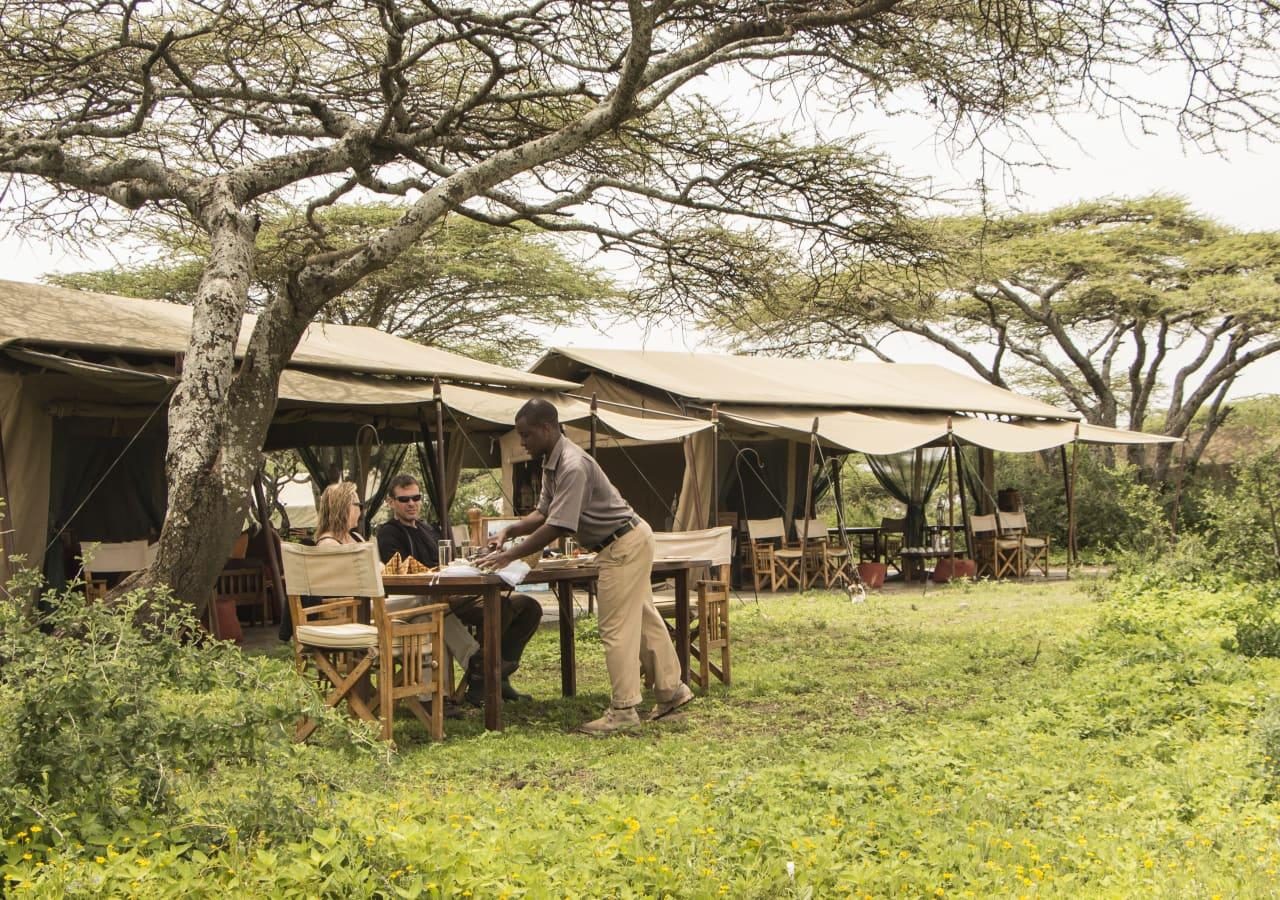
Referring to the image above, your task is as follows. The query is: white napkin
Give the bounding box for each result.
[496,559,530,587]
[440,562,483,577]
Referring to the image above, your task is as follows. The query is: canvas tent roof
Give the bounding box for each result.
[718,408,1181,456]
[533,347,1078,419]
[0,279,575,390]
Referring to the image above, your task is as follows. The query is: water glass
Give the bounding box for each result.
[564,536,576,557]
[437,540,453,566]
[457,539,473,560]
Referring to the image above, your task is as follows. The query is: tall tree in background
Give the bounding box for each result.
[0,2,1276,610]
[721,197,1280,482]
[49,206,620,366]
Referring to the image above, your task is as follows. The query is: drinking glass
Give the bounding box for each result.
[437,540,453,566]
[564,537,576,557]
[457,539,473,560]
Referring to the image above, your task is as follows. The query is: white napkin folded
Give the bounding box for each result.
[496,559,530,587]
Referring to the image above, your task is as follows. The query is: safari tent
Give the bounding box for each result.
[522,348,1179,553]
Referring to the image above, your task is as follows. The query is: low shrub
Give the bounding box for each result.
[0,581,351,844]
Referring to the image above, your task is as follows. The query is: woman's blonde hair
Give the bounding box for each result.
[315,481,360,540]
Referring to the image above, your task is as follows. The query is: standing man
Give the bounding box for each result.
[480,398,693,735]
[376,473,542,704]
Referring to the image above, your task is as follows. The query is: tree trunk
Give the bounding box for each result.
[114,192,283,615]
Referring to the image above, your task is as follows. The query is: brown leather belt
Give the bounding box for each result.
[590,516,641,552]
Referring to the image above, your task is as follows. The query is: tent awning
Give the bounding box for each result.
[0,279,577,389]
[719,406,1178,454]
[534,347,1079,419]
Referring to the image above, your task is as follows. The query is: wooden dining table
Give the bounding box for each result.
[382,555,710,731]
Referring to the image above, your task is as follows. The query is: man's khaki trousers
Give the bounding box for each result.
[595,519,684,708]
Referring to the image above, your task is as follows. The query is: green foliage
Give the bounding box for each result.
[7,575,1280,896]
[1255,697,1280,798]
[48,206,622,367]
[988,450,1171,560]
[1197,449,1280,581]
[1221,583,1280,659]
[0,583,356,844]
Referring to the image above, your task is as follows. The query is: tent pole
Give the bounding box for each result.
[433,378,449,530]
[710,403,719,529]
[1067,427,1080,567]
[0,416,15,588]
[1170,439,1188,539]
[253,469,287,626]
[957,444,972,561]
[589,392,598,458]
[799,417,819,591]
[1059,443,1071,568]
[946,422,956,565]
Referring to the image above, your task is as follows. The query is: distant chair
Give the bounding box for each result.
[998,510,1049,577]
[746,517,802,591]
[794,517,847,589]
[969,514,1021,579]
[879,517,905,575]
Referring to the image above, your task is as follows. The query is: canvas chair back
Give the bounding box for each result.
[79,539,156,576]
[80,539,159,601]
[655,526,734,586]
[795,518,826,543]
[654,526,733,568]
[998,510,1028,535]
[279,541,385,599]
[746,517,786,543]
[879,516,905,535]
[968,514,998,537]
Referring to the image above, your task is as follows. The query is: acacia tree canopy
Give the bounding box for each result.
[47,206,620,366]
[720,196,1280,481]
[0,1,1276,607]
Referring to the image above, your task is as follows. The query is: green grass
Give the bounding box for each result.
[8,577,1280,897]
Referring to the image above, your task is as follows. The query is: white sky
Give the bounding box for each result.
[3,65,1277,400]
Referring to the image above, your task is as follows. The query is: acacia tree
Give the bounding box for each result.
[720,196,1280,482]
[48,206,620,365]
[0,2,1276,610]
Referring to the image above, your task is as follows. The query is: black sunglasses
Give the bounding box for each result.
[393,494,423,503]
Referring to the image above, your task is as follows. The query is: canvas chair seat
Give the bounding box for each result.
[295,621,379,649]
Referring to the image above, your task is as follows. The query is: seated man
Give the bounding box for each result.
[376,474,542,704]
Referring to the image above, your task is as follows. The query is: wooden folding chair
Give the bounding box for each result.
[879,517,905,575]
[969,514,1021,579]
[281,542,449,744]
[999,510,1050,577]
[652,526,733,691]
[795,517,843,589]
[746,517,802,590]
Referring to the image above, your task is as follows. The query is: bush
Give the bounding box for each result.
[1196,451,1280,582]
[0,582,324,842]
[1256,696,1280,798]
[1222,583,1280,658]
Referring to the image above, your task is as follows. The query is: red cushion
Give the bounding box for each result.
[212,597,244,644]
[856,562,886,589]
[932,558,976,583]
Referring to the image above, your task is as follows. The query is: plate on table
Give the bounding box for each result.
[656,555,691,561]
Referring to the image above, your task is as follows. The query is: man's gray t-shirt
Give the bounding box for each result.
[537,437,635,547]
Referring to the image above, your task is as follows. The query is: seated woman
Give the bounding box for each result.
[314,481,364,546]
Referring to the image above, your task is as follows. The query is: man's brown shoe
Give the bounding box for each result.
[646,683,694,721]
[576,705,641,735]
